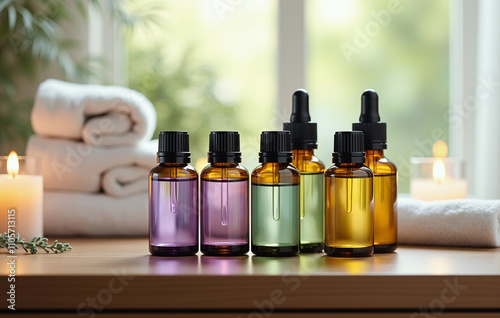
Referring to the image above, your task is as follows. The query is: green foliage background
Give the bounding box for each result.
[127,46,236,166]
[1,0,450,194]
[0,0,155,154]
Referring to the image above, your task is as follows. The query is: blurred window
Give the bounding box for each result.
[127,0,449,191]
[307,0,449,192]
[127,0,277,172]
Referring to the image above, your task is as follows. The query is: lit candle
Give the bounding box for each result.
[0,151,43,239]
[410,141,468,201]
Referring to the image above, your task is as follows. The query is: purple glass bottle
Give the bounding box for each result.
[149,131,198,256]
[201,131,249,256]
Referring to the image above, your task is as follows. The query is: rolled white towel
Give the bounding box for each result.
[44,191,147,236]
[26,135,156,196]
[398,197,500,247]
[31,79,157,147]
[102,166,149,197]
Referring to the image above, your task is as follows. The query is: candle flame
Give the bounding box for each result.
[432,141,447,183]
[433,158,445,183]
[7,151,19,177]
[433,140,448,158]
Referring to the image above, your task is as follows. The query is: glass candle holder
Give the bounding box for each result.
[0,154,43,239]
[410,157,467,201]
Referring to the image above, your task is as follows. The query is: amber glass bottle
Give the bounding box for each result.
[283,89,325,253]
[201,131,249,256]
[353,90,398,253]
[251,131,300,257]
[325,131,374,257]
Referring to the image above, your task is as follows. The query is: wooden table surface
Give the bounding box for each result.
[1,238,500,317]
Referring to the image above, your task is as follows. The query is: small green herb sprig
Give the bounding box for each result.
[1,233,72,254]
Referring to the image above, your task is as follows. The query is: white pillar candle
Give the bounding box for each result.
[410,141,468,201]
[0,152,43,240]
[410,178,468,201]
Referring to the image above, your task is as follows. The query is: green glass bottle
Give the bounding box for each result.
[283,89,325,253]
[251,131,300,257]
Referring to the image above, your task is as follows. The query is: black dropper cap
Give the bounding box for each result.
[208,131,241,163]
[157,131,191,163]
[333,131,365,164]
[259,131,292,163]
[352,89,387,150]
[283,89,317,150]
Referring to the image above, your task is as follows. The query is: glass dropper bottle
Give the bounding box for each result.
[324,131,374,257]
[200,131,249,256]
[251,131,300,257]
[149,131,198,256]
[283,89,325,253]
[353,90,398,253]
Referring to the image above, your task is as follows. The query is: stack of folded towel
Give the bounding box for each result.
[26,79,157,236]
[398,197,500,247]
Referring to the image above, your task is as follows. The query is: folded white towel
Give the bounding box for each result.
[31,79,157,147]
[44,191,147,236]
[398,197,500,247]
[102,166,149,197]
[26,135,156,196]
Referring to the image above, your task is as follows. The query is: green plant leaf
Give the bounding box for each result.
[37,18,63,40]
[0,0,14,13]
[0,0,158,153]
[18,7,33,31]
[7,5,16,31]
[31,35,43,57]
[58,51,77,79]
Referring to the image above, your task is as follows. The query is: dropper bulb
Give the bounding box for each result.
[359,89,380,123]
[290,89,310,122]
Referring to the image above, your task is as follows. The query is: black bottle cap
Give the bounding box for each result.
[333,131,365,164]
[352,89,387,150]
[208,131,241,163]
[283,89,317,150]
[157,131,191,163]
[259,131,293,163]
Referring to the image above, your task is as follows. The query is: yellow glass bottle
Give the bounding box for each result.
[365,150,397,252]
[283,89,325,253]
[353,90,398,253]
[325,131,374,257]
